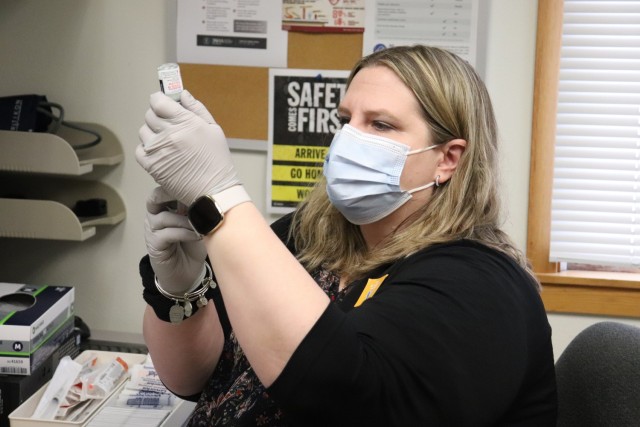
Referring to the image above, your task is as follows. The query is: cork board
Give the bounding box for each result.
[180,32,364,141]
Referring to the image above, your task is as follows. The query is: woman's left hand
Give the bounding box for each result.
[136,90,240,205]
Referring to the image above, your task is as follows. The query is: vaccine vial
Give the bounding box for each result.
[157,63,183,101]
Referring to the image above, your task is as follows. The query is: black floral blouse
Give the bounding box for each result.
[186,268,346,426]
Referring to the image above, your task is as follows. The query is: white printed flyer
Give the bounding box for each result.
[177,0,288,67]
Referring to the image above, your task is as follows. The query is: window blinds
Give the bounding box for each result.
[549,0,640,267]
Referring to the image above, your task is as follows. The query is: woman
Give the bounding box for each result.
[136,45,557,426]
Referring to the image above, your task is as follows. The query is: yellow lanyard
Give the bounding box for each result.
[354,274,389,307]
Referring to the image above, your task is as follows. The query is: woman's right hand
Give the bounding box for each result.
[144,186,207,294]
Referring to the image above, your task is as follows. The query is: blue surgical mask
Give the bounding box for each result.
[323,124,440,225]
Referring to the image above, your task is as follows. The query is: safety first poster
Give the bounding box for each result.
[267,68,349,214]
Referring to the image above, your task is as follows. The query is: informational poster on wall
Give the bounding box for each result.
[176,0,287,67]
[267,69,350,214]
[362,0,486,74]
[282,0,366,33]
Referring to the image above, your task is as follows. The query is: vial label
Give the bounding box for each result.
[157,63,183,101]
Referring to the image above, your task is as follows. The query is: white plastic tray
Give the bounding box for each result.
[9,351,147,427]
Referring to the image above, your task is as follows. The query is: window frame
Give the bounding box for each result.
[528,0,640,318]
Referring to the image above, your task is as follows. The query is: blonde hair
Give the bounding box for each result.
[290,45,535,283]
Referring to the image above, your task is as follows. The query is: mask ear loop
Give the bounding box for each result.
[407,175,440,194]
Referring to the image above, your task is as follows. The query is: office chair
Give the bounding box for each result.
[555,321,640,427]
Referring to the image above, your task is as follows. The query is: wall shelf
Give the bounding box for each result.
[0,176,125,241]
[0,123,126,241]
[0,123,123,175]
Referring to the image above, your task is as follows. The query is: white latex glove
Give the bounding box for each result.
[136,90,240,206]
[145,186,207,294]
[178,89,215,123]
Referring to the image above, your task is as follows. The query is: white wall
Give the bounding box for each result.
[1,0,638,356]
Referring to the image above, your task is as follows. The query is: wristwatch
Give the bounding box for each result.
[187,186,251,236]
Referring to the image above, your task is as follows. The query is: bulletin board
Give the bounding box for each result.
[179,32,364,141]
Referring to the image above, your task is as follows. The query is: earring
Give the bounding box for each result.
[435,175,441,187]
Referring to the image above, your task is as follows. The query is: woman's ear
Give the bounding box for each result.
[435,139,467,184]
